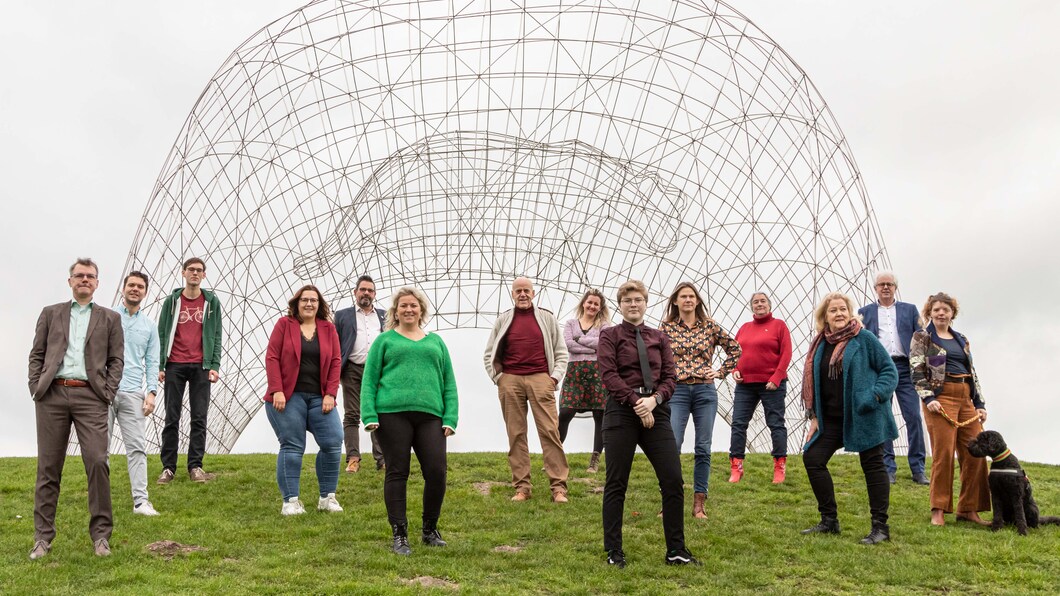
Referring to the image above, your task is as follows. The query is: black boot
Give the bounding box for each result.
[800,517,841,535]
[859,522,890,545]
[422,518,448,547]
[391,522,412,555]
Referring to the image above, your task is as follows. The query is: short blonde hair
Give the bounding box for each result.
[813,292,859,332]
[616,280,649,303]
[922,292,959,322]
[385,286,430,329]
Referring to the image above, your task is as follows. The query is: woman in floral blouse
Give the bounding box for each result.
[559,289,612,473]
[660,282,741,518]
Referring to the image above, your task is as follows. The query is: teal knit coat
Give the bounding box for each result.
[806,329,899,453]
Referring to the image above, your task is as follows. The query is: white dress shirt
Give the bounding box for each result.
[350,307,382,364]
[877,302,904,357]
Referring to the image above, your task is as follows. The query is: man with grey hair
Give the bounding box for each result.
[28,258,124,559]
[484,277,570,502]
[858,271,928,485]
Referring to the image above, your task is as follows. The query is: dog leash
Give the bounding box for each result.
[936,409,980,428]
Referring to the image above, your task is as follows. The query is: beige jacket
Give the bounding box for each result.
[483,307,568,384]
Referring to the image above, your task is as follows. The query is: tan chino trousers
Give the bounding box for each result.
[497,372,569,495]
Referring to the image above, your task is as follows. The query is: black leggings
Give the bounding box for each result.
[375,411,447,526]
[558,408,604,453]
[803,416,889,524]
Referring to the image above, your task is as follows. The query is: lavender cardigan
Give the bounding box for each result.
[564,319,609,363]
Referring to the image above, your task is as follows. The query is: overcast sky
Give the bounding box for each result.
[2,1,1057,464]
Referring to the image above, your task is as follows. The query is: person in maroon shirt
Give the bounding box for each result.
[597,280,699,568]
[483,277,570,502]
[730,292,792,483]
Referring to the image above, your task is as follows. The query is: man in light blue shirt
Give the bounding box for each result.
[111,271,161,515]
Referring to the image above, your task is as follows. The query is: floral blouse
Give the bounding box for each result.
[660,318,741,381]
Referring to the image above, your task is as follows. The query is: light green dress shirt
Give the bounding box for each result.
[57,301,93,380]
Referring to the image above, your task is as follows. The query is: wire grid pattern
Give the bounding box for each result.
[109,0,908,457]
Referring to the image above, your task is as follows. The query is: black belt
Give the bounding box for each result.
[891,355,908,361]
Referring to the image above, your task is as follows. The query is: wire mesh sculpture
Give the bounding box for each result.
[115,0,904,457]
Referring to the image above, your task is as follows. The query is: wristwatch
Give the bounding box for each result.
[654,394,664,407]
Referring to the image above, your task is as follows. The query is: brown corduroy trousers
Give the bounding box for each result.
[923,381,990,514]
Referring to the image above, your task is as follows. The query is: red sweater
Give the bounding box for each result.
[264,316,342,401]
[500,307,549,376]
[734,313,792,385]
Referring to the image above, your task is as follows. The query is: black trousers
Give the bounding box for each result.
[803,417,890,524]
[161,362,211,472]
[602,400,685,552]
[558,408,604,453]
[375,411,447,526]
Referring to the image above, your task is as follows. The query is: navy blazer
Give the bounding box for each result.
[333,305,386,370]
[858,301,920,357]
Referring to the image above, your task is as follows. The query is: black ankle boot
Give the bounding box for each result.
[391,522,411,555]
[800,517,841,535]
[421,518,448,547]
[859,522,890,545]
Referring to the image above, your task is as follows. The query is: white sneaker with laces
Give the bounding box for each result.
[317,493,344,512]
[133,501,160,516]
[281,497,306,516]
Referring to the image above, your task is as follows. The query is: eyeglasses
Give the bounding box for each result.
[71,273,98,280]
[875,282,896,288]
[620,297,646,305]
[299,298,319,304]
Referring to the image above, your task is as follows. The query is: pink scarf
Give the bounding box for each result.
[801,319,862,413]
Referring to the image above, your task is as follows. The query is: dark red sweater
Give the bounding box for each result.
[734,313,792,385]
[500,307,549,375]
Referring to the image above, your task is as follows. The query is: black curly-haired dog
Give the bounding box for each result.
[966,430,1060,535]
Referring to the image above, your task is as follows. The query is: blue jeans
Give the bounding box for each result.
[882,358,927,476]
[669,382,718,494]
[265,393,343,500]
[729,380,788,459]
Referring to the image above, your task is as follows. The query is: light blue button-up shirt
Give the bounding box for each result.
[116,304,160,395]
[57,301,93,380]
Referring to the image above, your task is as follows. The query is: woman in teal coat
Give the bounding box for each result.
[799,292,898,545]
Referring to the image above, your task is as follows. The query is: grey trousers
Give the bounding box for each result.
[341,362,385,466]
[109,390,150,507]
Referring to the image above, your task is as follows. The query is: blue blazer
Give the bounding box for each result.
[333,306,386,371]
[858,301,919,357]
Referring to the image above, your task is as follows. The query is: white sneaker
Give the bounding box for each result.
[133,501,160,516]
[317,493,343,513]
[281,497,306,516]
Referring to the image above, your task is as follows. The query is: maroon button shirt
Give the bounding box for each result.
[597,321,676,406]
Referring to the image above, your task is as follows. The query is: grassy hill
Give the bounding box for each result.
[2,452,1059,594]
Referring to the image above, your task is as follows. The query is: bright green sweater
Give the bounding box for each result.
[360,330,459,430]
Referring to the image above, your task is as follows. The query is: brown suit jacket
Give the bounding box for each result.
[28,301,124,404]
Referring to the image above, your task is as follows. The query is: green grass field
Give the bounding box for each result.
[2,452,1058,594]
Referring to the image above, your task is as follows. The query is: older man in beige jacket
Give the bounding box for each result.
[484,277,570,502]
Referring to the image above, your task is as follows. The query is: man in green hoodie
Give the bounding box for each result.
[155,257,223,484]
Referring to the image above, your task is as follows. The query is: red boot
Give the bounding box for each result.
[772,457,787,484]
[728,458,744,483]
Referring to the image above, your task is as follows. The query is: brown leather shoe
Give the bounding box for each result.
[345,458,361,473]
[511,491,531,502]
[692,492,707,519]
[552,492,569,504]
[156,469,175,485]
[189,467,216,483]
[94,538,111,557]
[28,540,51,560]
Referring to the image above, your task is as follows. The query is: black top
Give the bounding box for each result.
[938,336,970,376]
[294,331,322,394]
[818,342,844,419]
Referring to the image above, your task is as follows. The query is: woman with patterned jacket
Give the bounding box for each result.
[910,292,990,527]
[558,289,612,473]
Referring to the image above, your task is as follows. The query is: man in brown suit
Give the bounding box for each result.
[27,258,124,560]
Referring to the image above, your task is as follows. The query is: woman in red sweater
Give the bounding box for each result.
[263,285,343,515]
[729,292,792,483]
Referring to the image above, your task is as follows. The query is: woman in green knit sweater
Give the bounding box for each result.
[362,287,458,555]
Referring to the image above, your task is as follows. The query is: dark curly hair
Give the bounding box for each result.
[287,285,331,322]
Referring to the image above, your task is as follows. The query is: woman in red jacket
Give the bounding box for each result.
[729,292,792,483]
[264,285,344,516]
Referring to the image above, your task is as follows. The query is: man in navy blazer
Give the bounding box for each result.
[333,275,387,472]
[858,271,928,485]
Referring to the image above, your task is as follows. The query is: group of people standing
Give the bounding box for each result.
[28,259,993,567]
